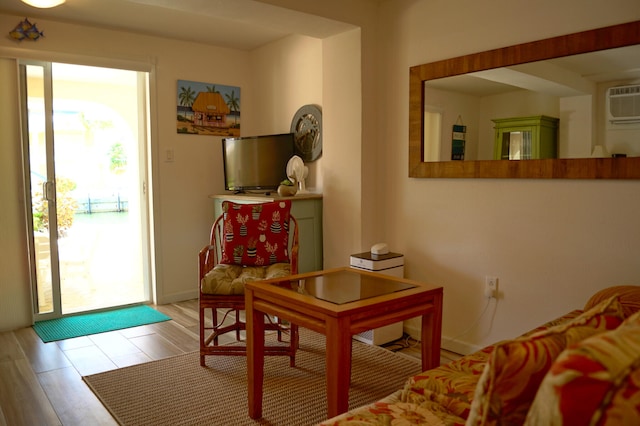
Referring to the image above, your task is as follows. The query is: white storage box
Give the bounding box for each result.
[350,251,404,276]
[350,251,405,345]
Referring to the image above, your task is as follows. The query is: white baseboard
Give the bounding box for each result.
[157,289,198,305]
[403,323,482,356]
[440,336,482,356]
[403,319,421,343]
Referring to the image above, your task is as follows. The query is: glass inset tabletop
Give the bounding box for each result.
[273,269,416,304]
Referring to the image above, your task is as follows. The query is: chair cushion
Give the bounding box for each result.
[465,295,626,426]
[219,200,291,266]
[201,263,291,295]
[525,310,640,425]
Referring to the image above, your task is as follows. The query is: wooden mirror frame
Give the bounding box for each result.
[409,20,640,179]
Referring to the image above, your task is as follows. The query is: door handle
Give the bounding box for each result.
[43,181,55,202]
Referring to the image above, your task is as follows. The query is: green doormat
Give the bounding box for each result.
[33,305,171,343]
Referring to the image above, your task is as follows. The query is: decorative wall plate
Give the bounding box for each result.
[290,104,322,162]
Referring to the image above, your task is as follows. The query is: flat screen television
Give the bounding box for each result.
[222,133,295,193]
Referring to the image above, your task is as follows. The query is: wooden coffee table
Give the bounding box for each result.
[245,266,443,419]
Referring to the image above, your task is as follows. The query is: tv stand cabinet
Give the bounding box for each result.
[210,193,323,273]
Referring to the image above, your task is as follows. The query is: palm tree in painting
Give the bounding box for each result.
[225,90,240,125]
[178,86,196,119]
[206,85,219,93]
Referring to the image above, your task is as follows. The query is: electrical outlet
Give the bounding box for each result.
[484,276,498,299]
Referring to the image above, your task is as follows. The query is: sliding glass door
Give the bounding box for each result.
[21,61,152,319]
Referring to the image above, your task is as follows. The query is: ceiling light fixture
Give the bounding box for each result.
[21,0,66,8]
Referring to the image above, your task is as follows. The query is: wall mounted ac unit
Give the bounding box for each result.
[607,84,640,124]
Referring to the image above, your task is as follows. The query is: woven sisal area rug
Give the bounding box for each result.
[83,329,422,425]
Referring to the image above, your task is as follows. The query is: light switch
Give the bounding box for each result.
[165,149,174,162]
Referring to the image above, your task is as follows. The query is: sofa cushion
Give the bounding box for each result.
[219,200,291,266]
[320,389,464,426]
[465,295,625,426]
[200,263,291,295]
[322,401,463,425]
[399,311,587,424]
[584,285,640,318]
[519,309,585,338]
[402,345,494,420]
[524,310,640,426]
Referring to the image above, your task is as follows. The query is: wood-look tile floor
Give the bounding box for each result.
[0,300,461,425]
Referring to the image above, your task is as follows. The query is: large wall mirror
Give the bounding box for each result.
[409,20,640,178]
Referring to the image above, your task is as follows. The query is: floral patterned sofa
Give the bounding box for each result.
[321,285,640,426]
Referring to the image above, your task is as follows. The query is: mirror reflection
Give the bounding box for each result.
[423,45,640,162]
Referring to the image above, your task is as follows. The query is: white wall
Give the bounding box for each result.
[248,34,324,191]
[560,95,593,158]
[424,87,480,160]
[377,0,640,353]
[2,1,640,359]
[0,9,348,330]
[253,0,380,263]
[322,29,363,267]
[430,82,639,161]
[0,58,31,330]
[234,0,640,353]
[0,15,251,326]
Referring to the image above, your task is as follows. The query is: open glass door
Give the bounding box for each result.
[21,61,152,319]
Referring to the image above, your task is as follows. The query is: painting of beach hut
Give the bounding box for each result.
[176,80,240,136]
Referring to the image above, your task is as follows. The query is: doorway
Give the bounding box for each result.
[21,61,152,319]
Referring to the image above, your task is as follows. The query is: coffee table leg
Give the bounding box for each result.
[421,292,443,371]
[247,291,266,419]
[325,319,352,418]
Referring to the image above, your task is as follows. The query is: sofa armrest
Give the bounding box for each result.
[584,285,640,318]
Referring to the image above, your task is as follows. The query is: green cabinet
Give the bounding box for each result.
[492,115,559,160]
[211,193,323,273]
